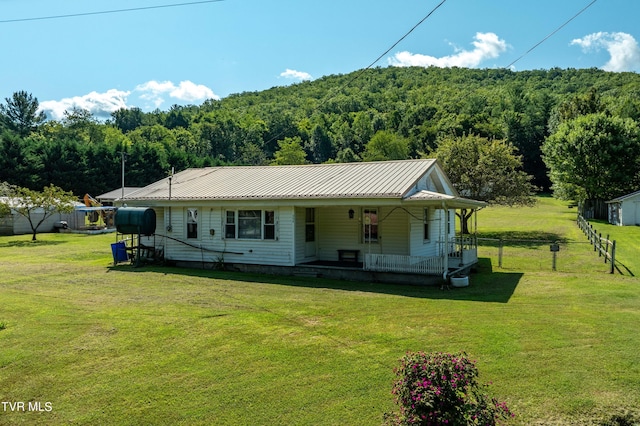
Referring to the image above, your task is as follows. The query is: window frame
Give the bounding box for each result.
[305,208,315,243]
[186,208,198,239]
[224,209,276,240]
[423,208,430,242]
[362,208,379,243]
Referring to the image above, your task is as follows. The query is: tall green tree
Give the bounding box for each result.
[542,113,640,212]
[37,139,88,195]
[111,107,145,133]
[271,136,307,165]
[0,183,76,241]
[0,91,46,136]
[434,134,537,233]
[0,131,42,188]
[361,130,409,162]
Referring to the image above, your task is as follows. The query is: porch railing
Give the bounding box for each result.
[364,253,445,275]
[445,236,478,264]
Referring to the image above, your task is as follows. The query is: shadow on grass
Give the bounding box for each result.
[479,230,568,247]
[108,257,521,303]
[0,239,65,248]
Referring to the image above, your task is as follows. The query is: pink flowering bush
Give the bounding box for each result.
[385,352,513,425]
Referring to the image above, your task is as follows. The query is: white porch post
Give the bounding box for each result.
[458,208,464,267]
[442,201,448,280]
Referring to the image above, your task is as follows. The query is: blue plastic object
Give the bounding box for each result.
[111,241,128,263]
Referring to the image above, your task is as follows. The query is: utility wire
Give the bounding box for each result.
[0,0,224,24]
[263,0,448,147]
[506,0,598,69]
[326,0,448,100]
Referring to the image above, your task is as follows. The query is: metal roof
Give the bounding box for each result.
[607,189,640,203]
[124,159,438,201]
[97,187,142,200]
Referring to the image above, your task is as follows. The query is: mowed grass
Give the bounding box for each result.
[0,198,639,425]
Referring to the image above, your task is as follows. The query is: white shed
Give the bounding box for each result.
[607,190,640,226]
[0,207,71,236]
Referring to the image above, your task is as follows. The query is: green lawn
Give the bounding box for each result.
[1,198,639,425]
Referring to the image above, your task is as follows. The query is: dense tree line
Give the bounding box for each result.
[2,66,640,206]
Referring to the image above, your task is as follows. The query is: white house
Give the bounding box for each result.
[118,159,486,283]
[607,190,640,226]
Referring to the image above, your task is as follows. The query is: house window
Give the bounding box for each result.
[225,210,276,240]
[187,208,198,239]
[225,211,236,238]
[264,210,275,240]
[238,210,261,239]
[423,208,430,241]
[363,208,378,243]
[305,208,315,242]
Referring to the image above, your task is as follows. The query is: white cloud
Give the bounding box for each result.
[571,32,640,72]
[389,32,507,68]
[39,89,131,121]
[135,80,219,109]
[280,69,313,81]
[39,80,219,121]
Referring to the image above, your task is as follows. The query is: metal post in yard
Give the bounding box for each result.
[550,242,560,271]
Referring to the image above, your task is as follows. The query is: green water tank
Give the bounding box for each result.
[115,207,156,236]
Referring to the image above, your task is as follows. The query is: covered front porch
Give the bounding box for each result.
[294,193,484,280]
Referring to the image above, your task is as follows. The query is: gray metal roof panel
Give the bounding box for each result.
[124,159,437,201]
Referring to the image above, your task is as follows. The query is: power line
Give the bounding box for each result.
[336,0,448,94]
[363,0,448,72]
[262,0,448,147]
[506,0,598,69]
[0,0,225,24]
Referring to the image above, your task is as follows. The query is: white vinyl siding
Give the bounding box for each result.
[157,204,452,267]
[316,206,409,261]
[164,206,294,266]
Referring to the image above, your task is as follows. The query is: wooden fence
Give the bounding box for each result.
[577,214,617,274]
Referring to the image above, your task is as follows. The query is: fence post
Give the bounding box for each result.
[598,233,602,256]
[604,234,609,264]
[498,239,503,269]
[610,240,616,274]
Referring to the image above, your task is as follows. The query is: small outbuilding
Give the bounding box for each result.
[0,197,79,236]
[607,190,640,226]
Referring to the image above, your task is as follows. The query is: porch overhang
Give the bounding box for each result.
[402,190,486,209]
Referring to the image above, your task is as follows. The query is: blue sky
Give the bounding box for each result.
[1,0,638,120]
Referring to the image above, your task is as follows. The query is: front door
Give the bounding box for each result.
[305,208,316,258]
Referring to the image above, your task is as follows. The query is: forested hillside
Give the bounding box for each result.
[2,66,640,198]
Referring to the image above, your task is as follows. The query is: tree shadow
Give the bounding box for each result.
[0,239,65,248]
[107,257,521,304]
[479,230,568,247]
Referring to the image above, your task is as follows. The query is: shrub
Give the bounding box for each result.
[385,351,513,425]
